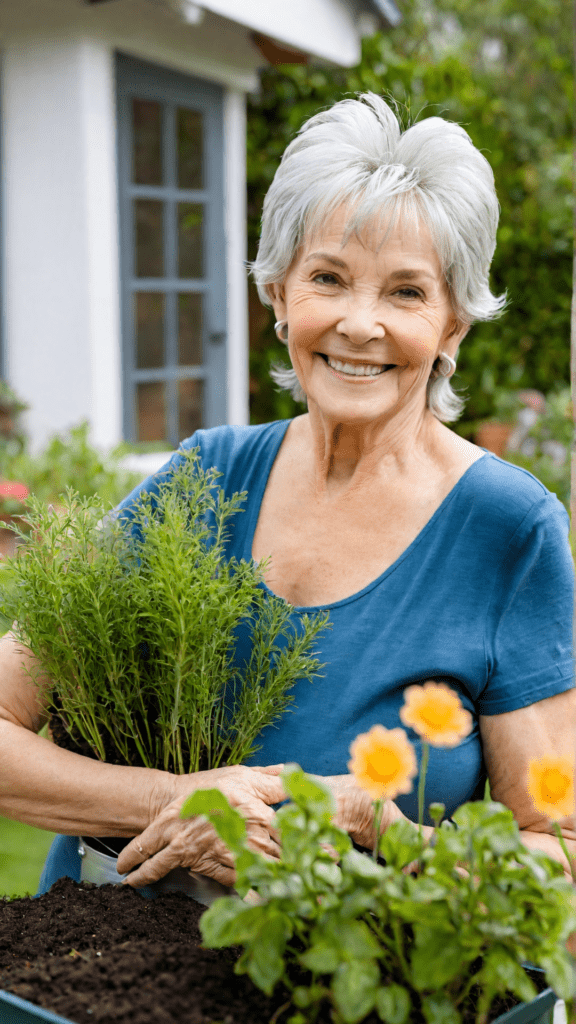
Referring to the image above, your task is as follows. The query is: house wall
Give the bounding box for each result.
[0,0,258,451]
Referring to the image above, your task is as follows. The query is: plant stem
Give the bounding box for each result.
[417,741,429,838]
[373,798,384,861]
[553,821,576,882]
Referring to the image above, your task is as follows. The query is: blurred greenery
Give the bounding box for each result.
[0,816,55,898]
[246,0,571,437]
[0,421,142,509]
[504,386,571,509]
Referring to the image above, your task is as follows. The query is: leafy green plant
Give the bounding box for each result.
[182,768,576,1024]
[0,448,329,773]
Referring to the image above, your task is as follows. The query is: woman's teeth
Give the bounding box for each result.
[326,356,387,377]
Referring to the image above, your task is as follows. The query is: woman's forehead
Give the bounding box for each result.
[300,205,440,269]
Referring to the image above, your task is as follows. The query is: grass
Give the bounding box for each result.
[0,815,55,898]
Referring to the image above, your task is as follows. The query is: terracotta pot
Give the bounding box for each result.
[475,422,515,458]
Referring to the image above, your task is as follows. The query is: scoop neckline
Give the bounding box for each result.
[244,419,490,613]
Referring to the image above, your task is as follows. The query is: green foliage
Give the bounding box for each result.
[246,0,571,433]
[0,450,329,773]
[504,387,572,510]
[189,767,576,1024]
[0,421,142,509]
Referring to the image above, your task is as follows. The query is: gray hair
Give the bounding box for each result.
[250,93,506,422]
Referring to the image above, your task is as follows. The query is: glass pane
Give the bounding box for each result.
[135,293,165,369]
[137,382,166,442]
[135,200,164,277]
[178,203,203,278]
[178,379,203,439]
[178,294,202,365]
[132,99,163,186]
[177,107,203,189]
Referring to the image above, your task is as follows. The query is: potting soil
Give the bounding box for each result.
[0,878,544,1024]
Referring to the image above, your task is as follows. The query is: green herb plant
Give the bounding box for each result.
[0,448,329,774]
[182,768,576,1024]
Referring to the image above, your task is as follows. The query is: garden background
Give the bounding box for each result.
[0,0,571,897]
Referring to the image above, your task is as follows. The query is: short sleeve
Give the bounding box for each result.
[479,494,574,715]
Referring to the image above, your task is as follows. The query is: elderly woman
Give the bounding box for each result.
[1,94,574,891]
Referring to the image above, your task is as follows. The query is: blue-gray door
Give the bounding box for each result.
[116,53,227,445]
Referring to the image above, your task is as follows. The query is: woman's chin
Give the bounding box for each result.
[305,373,409,425]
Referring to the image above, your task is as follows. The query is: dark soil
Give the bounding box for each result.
[0,878,547,1024]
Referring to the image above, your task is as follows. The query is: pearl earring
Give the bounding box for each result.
[274,320,288,342]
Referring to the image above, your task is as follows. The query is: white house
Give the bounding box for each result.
[0,0,400,455]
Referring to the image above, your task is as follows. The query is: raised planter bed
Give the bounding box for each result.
[0,879,563,1024]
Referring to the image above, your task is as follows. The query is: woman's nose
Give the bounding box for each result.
[336,301,385,345]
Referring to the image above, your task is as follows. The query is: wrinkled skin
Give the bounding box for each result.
[117,767,404,888]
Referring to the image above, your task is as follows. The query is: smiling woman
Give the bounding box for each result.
[0,93,574,898]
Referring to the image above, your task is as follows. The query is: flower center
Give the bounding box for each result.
[419,701,453,730]
[542,768,570,802]
[366,749,402,784]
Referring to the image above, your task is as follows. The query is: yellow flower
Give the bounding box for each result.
[400,681,473,748]
[528,756,575,819]
[348,725,417,801]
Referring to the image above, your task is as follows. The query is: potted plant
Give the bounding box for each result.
[178,684,576,1024]
[0,447,328,889]
[0,688,573,1024]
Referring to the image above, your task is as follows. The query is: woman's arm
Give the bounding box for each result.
[0,631,183,835]
[479,688,576,880]
[0,632,285,880]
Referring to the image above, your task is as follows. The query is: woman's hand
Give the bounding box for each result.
[117,764,285,888]
[319,774,406,849]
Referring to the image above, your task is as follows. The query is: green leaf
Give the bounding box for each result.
[378,819,421,871]
[200,898,262,948]
[452,802,519,856]
[292,984,328,1008]
[411,929,464,991]
[331,960,380,1024]
[244,911,288,995]
[299,939,340,974]
[179,789,247,853]
[482,951,538,1005]
[342,848,386,881]
[538,952,576,1000]
[421,995,461,1024]
[338,920,382,960]
[312,859,343,888]
[282,765,335,818]
[375,984,411,1024]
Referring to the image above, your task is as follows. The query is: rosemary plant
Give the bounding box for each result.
[0,449,329,774]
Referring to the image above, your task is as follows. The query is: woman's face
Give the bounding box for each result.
[268,208,467,428]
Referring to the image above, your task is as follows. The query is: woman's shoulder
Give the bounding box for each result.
[461,450,569,538]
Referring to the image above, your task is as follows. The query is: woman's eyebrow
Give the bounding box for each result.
[388,269,434,281]
[304,252,348,269]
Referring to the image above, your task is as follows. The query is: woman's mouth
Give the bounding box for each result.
[318,353,396,378]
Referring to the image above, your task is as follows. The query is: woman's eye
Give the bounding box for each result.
[313,273,339,286]
[395,287,421,299]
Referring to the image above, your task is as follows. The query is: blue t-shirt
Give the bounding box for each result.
[38,419,574,892]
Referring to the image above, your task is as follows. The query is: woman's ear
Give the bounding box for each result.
[445,319,470,359]
[265,283,287,320]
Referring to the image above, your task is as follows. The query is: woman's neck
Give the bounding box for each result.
[301,402,444,496]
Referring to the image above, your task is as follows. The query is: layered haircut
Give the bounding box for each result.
[250,93,506,422]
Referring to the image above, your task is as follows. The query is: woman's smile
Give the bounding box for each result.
[317,353,397,380]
